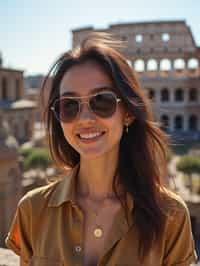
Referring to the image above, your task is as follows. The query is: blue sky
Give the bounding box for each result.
[0,0,200,75]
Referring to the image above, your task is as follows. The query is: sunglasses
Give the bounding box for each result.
[50,91,121,123]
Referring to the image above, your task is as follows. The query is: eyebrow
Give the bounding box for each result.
[60,86,117,97]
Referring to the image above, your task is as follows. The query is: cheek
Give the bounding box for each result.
[107,110,125,137]
[60,123,74,145]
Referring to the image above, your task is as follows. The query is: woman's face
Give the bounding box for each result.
[59,60,128,159]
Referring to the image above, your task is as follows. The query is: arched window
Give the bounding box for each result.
[134,59,145,72]
[161,88,169,102]
[175,88,184,102]
[189,115,198,131]
[187,58,199,69]
[148,88,155,100]
[162,33,170,42]
[174,58,185,70]
[147,59,158,71]
[174,115,183,130]
[160,58,171,71]
[2,77,8,100]
[189,88,198,102]
[160,114,169,129]
[135,34,143,43]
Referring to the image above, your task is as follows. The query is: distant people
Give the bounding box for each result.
[6,33,197,265]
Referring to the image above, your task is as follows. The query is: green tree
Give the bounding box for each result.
[23,148,52,171]
[176,155,200,192]
[20,147,35,158]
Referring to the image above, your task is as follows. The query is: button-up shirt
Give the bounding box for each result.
[5,164,197,265]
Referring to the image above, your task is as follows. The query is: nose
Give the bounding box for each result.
[78,101,96,121]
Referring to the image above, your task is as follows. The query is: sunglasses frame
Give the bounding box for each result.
[50,91,122,122]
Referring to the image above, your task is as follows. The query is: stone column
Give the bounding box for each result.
[183,114,188,131]
[170,114,174,131]
[144,59,148,72]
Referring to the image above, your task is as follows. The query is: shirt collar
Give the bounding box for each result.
[48,164,80,207]
[48,163,134,212]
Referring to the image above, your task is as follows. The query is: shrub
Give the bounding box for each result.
[23,148,52,171]
[177,156,200,175]
[20,147,35,158]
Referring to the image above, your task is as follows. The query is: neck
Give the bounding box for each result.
[77,150,124,201]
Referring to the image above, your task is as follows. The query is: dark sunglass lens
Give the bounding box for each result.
[90,93,117,117]
[55,98,79,122]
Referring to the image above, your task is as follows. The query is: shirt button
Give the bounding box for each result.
[74,245,82,253]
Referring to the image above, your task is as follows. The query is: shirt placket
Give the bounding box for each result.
[97,207,132,266]
[71,204,84,266]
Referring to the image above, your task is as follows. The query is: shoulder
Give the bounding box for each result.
[161,189,191,229]
[18,169,73,213]
[163,189,188,214]
[18,180,60,208]
[160,189,197,264]
[163,189,188,211]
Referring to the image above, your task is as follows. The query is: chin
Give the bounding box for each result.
[79,145,118,160]
[80,150,107,159]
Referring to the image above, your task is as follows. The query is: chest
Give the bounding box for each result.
[32,203,165,266]
[77,198,122,266]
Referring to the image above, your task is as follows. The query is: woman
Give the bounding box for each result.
[6,33,197,265]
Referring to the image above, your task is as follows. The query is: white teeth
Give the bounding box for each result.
[79,132,103,139]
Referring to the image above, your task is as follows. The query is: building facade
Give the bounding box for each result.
[0,66,36,144]
[72,20,200,140]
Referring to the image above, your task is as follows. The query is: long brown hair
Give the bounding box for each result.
[41,32,170,261]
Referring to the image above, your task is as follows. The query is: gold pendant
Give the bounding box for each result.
[94,227,103,238]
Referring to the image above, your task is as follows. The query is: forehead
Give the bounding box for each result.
[60,61,114,96]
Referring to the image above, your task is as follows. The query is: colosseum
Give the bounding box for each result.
[72,20,200,141]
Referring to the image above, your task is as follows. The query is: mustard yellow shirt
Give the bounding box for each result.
[5,165,198,265]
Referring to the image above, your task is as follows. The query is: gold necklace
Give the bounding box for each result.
[90,199,109,239]
[76,172,124,238]
[78,193,125,239]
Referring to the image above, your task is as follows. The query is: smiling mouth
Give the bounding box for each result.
[77,131,106,142]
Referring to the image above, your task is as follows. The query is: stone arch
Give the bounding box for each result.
[175,88,184,102]
[161,88,169,102]
[189,88,198,102]
[188,115,198,131]
[160,58,172,71]
[187,58,199,69]
[134,59,145,72]
[174,58,185,70]
[147,59,158,71]
[174,115,183,130]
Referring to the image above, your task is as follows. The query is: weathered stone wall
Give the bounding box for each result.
[0,68,36,143]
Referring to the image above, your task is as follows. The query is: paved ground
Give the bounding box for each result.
[0,248,19,266]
